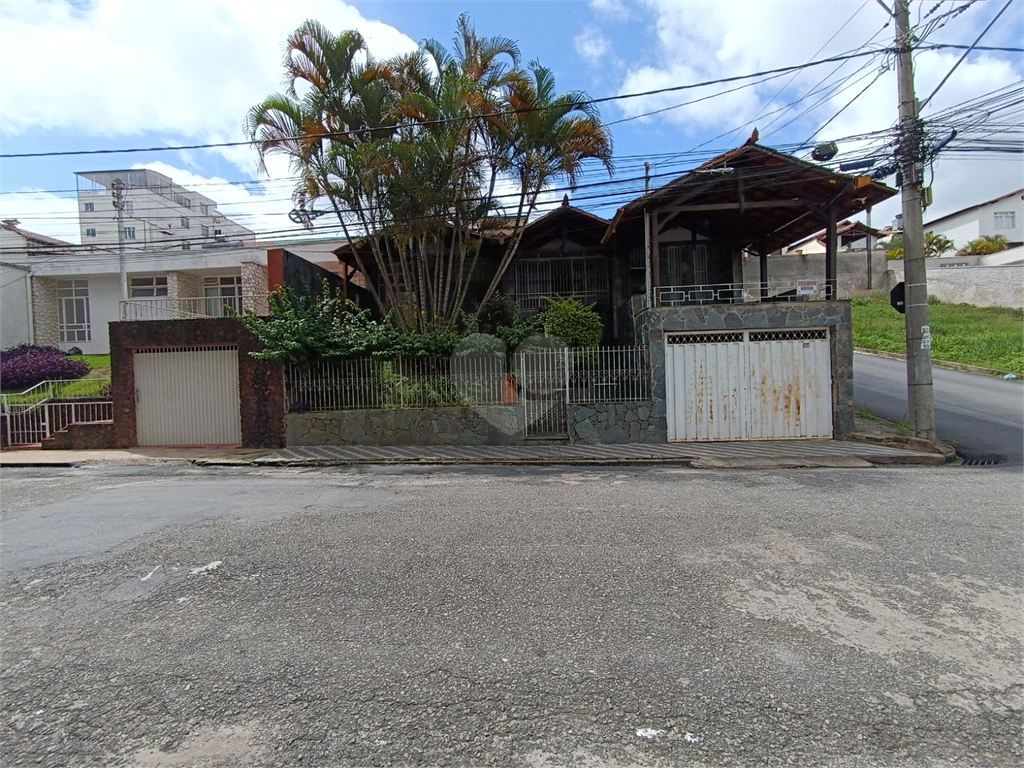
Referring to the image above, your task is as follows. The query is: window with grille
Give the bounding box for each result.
[204,275,243,316]
[512,254,608,309]
[667,332,743,344]
[749,329,828,342]
[993,211,1016,230]
[57,279,91,342]
[130,276,168,298]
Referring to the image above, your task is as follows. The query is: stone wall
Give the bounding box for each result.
[287,402,665,446]
[287,406,526,446]
[569,401,665,444]
[241,262,270,315]
[885,263,1023,309]
[109,319,285,448]
[31,276,59,347]
[639,302,854,438]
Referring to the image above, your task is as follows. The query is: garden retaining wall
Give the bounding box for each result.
[286,401,662,446]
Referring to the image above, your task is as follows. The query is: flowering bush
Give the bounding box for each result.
[0,345,89,390]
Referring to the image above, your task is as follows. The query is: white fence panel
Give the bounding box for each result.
[134,346,240,446]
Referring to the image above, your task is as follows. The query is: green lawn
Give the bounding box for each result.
[1,354,111,400]
[851,297,1023,376]
[69,354,111,379]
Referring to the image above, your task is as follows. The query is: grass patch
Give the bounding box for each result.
[851,296,1023,376]
[1,378,110,403]
[69,354,111,379]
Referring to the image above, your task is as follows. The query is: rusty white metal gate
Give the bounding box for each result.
[517,349,569,438]
[134,346,241,446]
[665,329,832,441]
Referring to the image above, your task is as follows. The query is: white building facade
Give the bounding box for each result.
[2,170,270,355]
[923,188,1024,251]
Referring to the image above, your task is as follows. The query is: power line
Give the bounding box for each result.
[919,0,1017,110]
[0,46,950,161]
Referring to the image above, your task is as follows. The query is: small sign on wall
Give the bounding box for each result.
[797,280,819,297]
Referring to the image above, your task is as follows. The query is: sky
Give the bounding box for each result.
[0,0,1021,247]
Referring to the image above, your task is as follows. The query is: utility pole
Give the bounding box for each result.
[644,162,653,308]
[894,0,935,440]
[111,179,129,307]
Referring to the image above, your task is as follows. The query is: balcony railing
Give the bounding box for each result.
[654,281,849,307]
[119,295,270,321]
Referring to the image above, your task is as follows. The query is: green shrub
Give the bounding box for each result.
[543,297,603,348]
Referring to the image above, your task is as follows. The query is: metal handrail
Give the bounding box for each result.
[119,294,269,320]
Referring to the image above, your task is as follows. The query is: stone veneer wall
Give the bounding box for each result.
[639,301,854,439]
[287,401,664,446]
[31,276,59,347]
[241,262,270,315]
[287,406,526,446]
[569,401,666,444]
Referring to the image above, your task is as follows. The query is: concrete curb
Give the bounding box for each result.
[854,347,1020,379]
[847,432,957,462]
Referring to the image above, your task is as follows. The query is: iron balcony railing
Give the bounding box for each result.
[654,281,849,307]
[119,295,270,320]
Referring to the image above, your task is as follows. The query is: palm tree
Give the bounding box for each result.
[246,16,614,331]
[477,62,614,311]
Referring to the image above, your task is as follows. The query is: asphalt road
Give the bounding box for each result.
[853,352,1024,465]
[1,464,1021,768]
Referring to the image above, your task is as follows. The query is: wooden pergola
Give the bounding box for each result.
[603,142,897,299]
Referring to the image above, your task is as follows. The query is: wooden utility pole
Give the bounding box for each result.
[894,0,936,439]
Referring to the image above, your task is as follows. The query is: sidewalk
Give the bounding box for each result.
[2,440,948,469]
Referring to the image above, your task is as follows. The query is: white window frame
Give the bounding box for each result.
[83,202,94,212]
[124,199,134,214]
[180,216,190,229]
[204,275,242,317]
[85,227,96,238]
[57,279,91,343]
[130,276,168,298]
[123,226,136,240]
[993,211,1016,230]
[181,240,191,251]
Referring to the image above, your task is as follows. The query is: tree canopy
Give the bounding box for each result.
[247,15,613,332]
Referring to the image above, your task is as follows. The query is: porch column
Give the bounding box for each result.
[650,211,660,297]
[241,262,270,316]
[758,241,769,301]
[825,204,838,299]
[31,276,59,346]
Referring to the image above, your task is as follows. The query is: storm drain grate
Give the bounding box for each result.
[957,453,1003,467]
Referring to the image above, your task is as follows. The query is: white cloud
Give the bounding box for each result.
[575,27,613,66]
[0,0,418,172]
[0,191,81,244]
[613,0,1024,223]
[589,0,631,20]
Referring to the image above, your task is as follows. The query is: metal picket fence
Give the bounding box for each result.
[2,378,113,446]
[284,347,650,416]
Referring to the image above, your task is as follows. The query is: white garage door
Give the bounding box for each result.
[665,329,832,441]
[134,346,241,446]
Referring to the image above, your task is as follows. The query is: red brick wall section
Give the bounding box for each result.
[108,319,285,448]
[42,423,116,450]
[267,248,286,291]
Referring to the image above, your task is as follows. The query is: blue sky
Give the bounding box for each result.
[1,0,1021,244]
